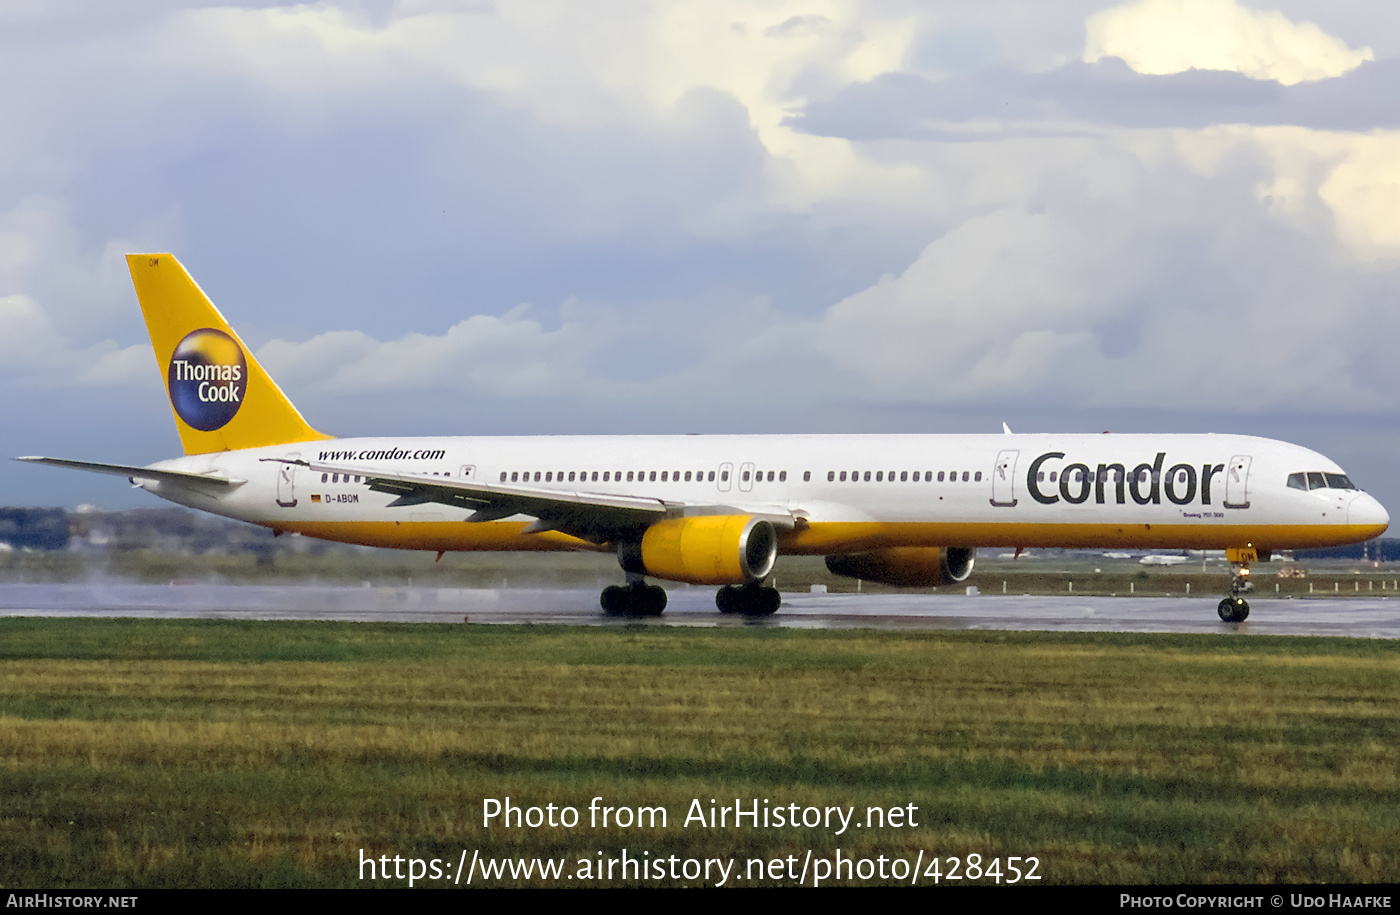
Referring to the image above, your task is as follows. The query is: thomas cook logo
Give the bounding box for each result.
[167,329,247,431]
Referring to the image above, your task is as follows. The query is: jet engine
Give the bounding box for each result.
[824,546,974,587]
[624,515,779,585]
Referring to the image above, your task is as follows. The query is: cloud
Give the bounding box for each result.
[788,56,1400,139]
[1084,0,1373,85]
[255,304,610,398]
[0,293,152,386]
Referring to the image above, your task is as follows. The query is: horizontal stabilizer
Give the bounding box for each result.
[15,456,243,488]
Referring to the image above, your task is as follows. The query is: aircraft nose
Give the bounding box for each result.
[1349,493,1390,533]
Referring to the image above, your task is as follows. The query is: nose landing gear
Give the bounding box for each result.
[1218,546,1256,623]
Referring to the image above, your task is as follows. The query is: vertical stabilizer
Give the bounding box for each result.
[127,254,333,455]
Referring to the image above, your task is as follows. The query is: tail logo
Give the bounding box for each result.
[167,328,248,431]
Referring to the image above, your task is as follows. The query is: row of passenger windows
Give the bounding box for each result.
[1287,472,1356,491]
[498,468,984,485]
[317,467,1359,492]
[1039,469,1162,484]
[827,470,982,483]
[503,469,731,484]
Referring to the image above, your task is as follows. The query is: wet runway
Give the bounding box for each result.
[2,582,1399,638]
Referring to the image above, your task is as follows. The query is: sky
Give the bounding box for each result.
[4,0,1400,515]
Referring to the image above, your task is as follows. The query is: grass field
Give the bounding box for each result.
[0,618,1397,887]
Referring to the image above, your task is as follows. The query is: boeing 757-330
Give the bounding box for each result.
[19,255,1390,622]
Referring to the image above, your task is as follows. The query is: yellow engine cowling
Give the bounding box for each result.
[824,547,975,587]
[637,515,778,585]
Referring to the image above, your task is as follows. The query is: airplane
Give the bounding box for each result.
[18,254,1390,623]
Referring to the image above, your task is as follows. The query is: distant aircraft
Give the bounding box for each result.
[20,255,1390,623]
[1139,555,1190,566]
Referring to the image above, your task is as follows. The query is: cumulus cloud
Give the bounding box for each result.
[0,293,151,386]
[256,304,611,398]
[1084,0,1373,85]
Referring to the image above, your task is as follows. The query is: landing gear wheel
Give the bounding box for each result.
[601,585,629,616]
[1217,597,1250,623]
[639,583,667,617]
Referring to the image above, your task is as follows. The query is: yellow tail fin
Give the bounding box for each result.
[127,254,333,455]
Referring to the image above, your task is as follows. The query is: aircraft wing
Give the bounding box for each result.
[16,456,244,488]
[300,460,675,544]
[299,459,796,545]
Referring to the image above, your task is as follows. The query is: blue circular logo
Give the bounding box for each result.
[167,329,248,431]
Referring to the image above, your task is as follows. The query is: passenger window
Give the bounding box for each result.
[511,472,518,482]
[938,472,945,482]
[768,471,776,482]
[780,471,788,482]
[721,470,728,482]
[974,472,982,482]
[1050,472,1057,483]
[545,472,552,482]
[627,471,634,482]
[500,472,507,482]
[321,473,328,483]
[742,470,751,482]
[863,471,871,482]
[661,471,668,482]
[839,471,847,482]
[924,472,932,482]
[592,472,599,482]
[684,471,692,482]
[648,471,656,482]
[533,472,541,482]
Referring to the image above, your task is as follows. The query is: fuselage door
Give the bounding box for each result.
[276,453,299,508]
[739,462,755,492]
[717,462,733,492]
[991,449,1019,507]
[1223,454,1252,509]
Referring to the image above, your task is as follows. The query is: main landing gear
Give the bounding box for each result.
[598,580,782,618]
[716,583,781,616]
[601,579,667,617]
[1217,546,1256,623]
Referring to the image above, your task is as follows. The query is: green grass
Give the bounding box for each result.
[0,619,1396,887]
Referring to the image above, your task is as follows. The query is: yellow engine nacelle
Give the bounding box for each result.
[635,515,779,585]
[825,547,974,587]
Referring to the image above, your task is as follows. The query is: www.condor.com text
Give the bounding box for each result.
[358,848,1041,887]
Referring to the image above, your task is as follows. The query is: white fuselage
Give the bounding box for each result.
[138,432,1388,557]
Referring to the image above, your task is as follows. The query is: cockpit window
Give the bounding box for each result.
[1292,471,1358,491]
